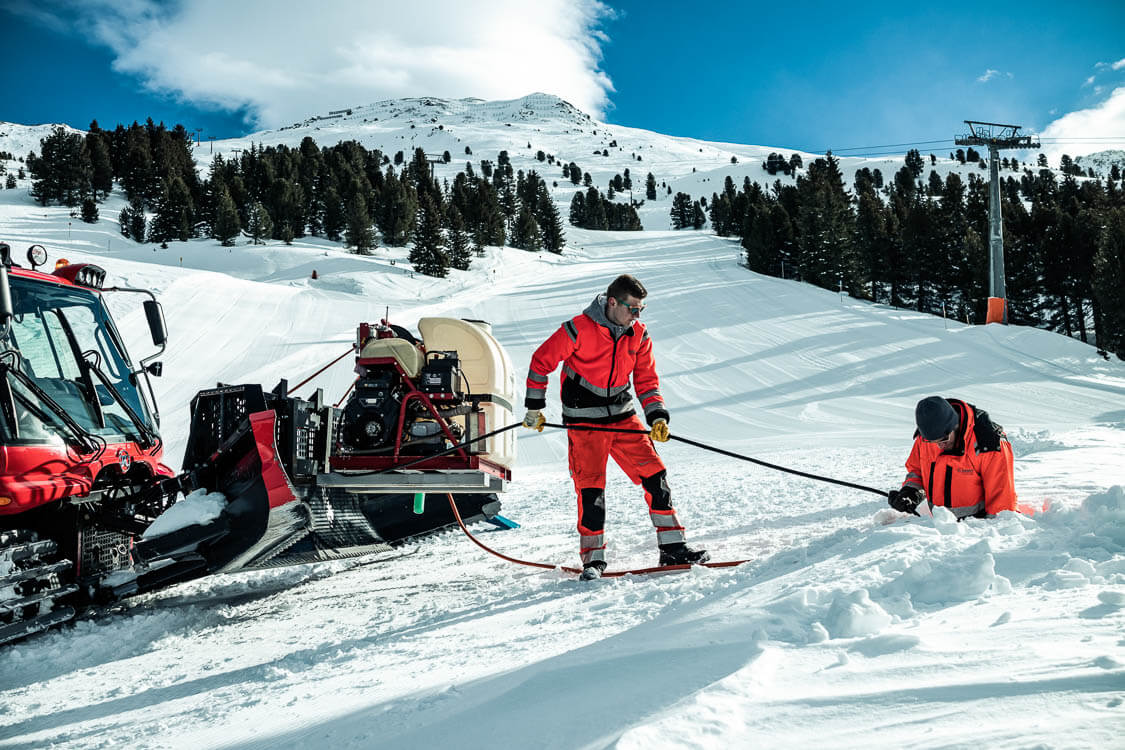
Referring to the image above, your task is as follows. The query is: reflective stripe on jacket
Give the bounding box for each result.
[902,399,1018,518]
[525,294,667,425]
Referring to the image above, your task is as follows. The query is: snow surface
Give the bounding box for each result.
[1,96,1124,749]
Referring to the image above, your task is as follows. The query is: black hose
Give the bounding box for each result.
[344,418,888,498]
[545,422,887,497]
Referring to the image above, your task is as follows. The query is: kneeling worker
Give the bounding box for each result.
[888,396,1018,519]
[523,274,709,579]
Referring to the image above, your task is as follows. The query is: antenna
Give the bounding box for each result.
[955,121,1041,324]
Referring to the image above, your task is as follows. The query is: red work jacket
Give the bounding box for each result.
[902,399,1018,518]
[525,295,667,425]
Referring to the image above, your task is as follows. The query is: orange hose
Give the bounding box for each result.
[444,493,749,578]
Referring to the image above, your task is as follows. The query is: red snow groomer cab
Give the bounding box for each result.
[0,242,517,646]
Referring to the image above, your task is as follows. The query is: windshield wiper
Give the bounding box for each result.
[52,309,106,430]
[84,361,159,449]
[0,360,102,454]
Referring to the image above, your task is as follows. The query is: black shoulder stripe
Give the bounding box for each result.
[972,407,1003,453]
[563,320,579,342]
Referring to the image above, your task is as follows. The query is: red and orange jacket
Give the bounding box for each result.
[525,295,668,425]
[902,399,1018,518]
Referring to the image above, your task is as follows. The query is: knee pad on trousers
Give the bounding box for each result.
[642,470,672,511]
[580,487,606,531]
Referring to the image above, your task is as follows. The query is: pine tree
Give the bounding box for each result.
[741,205,774,272]
[410,192,449,277]
[691,200,705,229]
[670,192,693,229]
[247,201,274,245]
[708,193,731,236]
[146,177,192,243]
[128,198,147,242]
[118,205,133,239]
[1093,206,1125,359]
[646,172,657,200]
[447,206,472,270]
[852,186,890,300]
[795,156,854,290]
[85,132,113,198]
[536,182,565,253]
[213,186,241,246]
[584,187,607,230]
[168,176,195,241]
[6,174,18,190]
[28,126,90,206]
[927,170,943,196]
[381,168,417,246]
[80,197,99,223]
[569,191,586,227]
[904,149,924,178]
[322,185,346,242]
[345,191,375,254]
[269,178,305,240]
[121,126,156,206]
[510,204,542,251]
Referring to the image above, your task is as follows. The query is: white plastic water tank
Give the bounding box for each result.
[418,317,517,469]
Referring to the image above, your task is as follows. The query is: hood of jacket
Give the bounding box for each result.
[583,294,634,340]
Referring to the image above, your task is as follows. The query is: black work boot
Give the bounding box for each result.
[580,560,607,580]
[658,543,710,567]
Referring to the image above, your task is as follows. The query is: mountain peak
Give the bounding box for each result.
[278,93,592,134]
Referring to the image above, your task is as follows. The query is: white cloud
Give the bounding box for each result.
[1112,58,1125,71]
[976,69,1013,83]
[36,0,615,129]
[1083,75,1095,87]
[1040,86,1125,159]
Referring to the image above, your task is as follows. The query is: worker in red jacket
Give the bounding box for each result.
[888,396,1019,519]
[523,275,709,579]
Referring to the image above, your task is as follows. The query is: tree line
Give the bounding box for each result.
[25,121,567,278]
[692,152,1125,359]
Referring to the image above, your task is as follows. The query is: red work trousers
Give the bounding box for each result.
[567,414,684,565]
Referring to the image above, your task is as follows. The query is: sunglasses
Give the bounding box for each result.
[922,430,955,444]
[614,296,646,315]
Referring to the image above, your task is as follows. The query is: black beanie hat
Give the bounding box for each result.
[915,396,959,440]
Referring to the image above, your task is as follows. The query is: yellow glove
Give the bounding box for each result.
[649,418,670,442]
[522,409,546,432]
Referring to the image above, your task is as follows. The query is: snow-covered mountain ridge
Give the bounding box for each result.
[1076,148,1125,175]
[9,93,1120,236]
[276,92,592,132]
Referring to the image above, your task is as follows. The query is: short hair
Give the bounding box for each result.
[607,274,647,300]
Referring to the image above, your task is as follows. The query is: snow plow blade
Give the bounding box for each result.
[132,382,503,584]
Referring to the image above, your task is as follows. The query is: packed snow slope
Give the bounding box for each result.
[0,96,1123,749]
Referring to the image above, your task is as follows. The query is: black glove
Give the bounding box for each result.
[888,486,923,515]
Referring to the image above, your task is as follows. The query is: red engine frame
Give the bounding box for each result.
[328,347,510,481]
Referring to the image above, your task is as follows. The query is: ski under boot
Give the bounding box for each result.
[579,560,607,580]
[658,543,710,567]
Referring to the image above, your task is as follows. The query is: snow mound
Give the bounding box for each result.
[142,489,227,538]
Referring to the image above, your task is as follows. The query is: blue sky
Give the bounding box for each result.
[3,1,1124,157]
